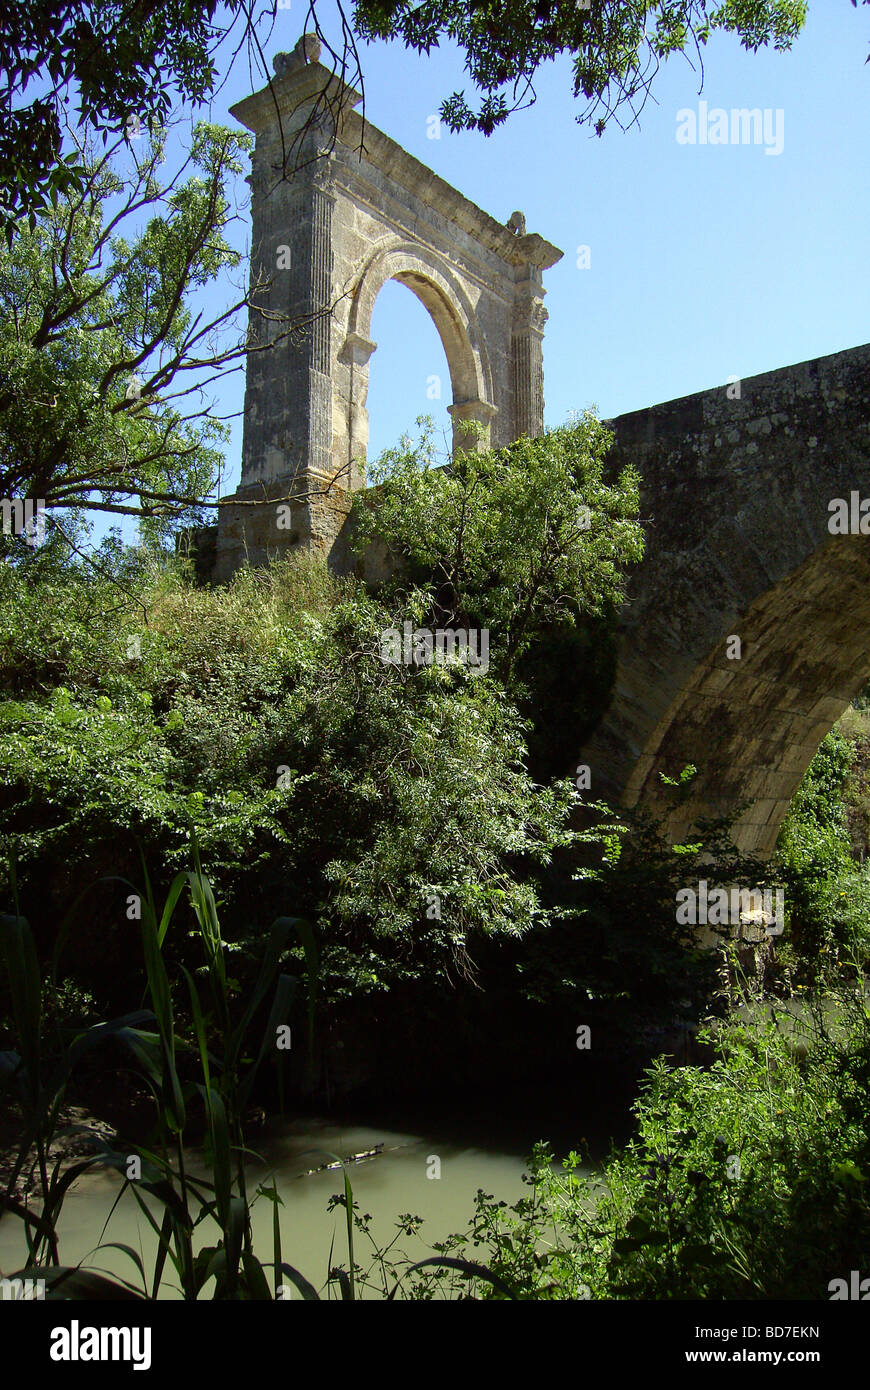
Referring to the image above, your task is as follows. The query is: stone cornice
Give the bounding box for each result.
[230,62,564,273]
[230,64,363,134]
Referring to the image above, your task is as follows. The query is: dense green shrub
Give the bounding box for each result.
[499,792,769,1054]
[0,415,652,1065]
[350,414,641,774]
[0,548,576,1020]
[424,993,870,1300]
[774,728,869,980]
[838,704,870,860]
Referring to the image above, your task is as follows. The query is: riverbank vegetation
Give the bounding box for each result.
[417,987,870,1300]
[2,419,870,1298]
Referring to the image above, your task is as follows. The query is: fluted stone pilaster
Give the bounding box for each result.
[511,282,548,439]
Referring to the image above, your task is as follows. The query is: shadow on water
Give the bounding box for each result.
[305,1064,643,1169]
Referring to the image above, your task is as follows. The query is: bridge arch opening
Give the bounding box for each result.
[622,534,870,858]
[570,343,870,860]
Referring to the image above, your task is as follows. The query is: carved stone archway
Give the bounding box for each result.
[214,34,563,580]
[343,238,495,461]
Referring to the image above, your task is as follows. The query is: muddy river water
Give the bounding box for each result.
[0,1092,608,1298]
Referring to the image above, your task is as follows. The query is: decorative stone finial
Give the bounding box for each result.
[273,33,322,76]
[507,210,526,235]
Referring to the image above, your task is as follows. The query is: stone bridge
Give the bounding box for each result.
[213,37,870,859]
[585,343,870,857]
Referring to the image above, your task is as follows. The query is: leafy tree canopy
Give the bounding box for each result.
[354,0,809,135]
[0,0,819,236]
[0,119,269,536]
[351,413,644,693]
[0,550,578,1000]
[0,0,231,238]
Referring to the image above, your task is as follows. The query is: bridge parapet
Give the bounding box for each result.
[581,342,870,856]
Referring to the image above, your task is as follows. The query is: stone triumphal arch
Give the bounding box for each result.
[214,35,563,580]
[209,37,870,858]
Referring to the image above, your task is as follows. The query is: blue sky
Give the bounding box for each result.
[100,2,870,516]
